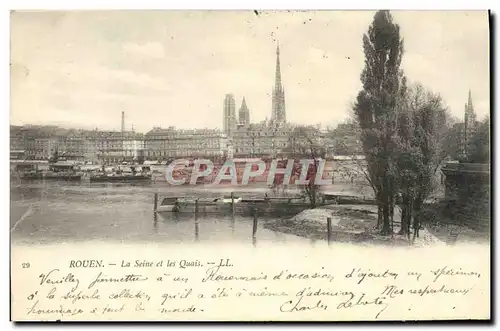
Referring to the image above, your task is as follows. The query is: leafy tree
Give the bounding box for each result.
[353,10,405,235]
[442,121,465,161]
[395,83,450,240]
[467,117,490,163]
[286,126,327,208]
[329,120,362,155]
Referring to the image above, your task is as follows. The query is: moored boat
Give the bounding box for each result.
[44,162,82,181]
[19,172,44,180]
[155,193,314,216]
[157,196,238,213]
[12,162,44,180]
[44,173,82,181]
[89,174,152,182]
[157,197,181,212]
[89,164,152,183]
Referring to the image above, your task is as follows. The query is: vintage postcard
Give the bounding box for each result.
[10,10,490,321]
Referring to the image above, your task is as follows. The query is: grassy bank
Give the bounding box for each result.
[262,205,472,247]
[262,205,378,244]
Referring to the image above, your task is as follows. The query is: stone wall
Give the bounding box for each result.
[442,163,490,231]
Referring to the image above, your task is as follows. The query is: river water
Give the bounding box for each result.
[10,181,314,246]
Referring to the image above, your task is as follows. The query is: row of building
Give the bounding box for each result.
[10,123,351,163]
[10,45,362,163]
[10,126,145,163]
[10,125,231,163]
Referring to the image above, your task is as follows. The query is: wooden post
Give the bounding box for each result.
[231,192,235,216]
[195,205,199,242]
[153,193,158,212]
[327,217,332,245]
[230,213,236,234]
[252,208,258,238]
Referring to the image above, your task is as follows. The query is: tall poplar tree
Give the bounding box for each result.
[353,10,405,234]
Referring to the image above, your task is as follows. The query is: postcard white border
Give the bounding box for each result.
[2,1,497,330]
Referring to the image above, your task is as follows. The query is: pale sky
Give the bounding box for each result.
[10,10,490,132]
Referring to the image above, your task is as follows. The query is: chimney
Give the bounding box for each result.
[121,111,125,133]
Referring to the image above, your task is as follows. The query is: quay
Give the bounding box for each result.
[10,160,153,183]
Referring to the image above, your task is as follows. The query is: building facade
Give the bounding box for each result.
[145,127,228,159]
[231,122,292,157]
[122,132,145,161]
[10,126,26,159]
[90,131,124,163]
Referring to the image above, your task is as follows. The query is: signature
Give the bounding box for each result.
[337,293,389,319]
[280,296,328,313]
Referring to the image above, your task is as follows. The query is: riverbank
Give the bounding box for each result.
[262,205,458,247]
[262,205,375,243]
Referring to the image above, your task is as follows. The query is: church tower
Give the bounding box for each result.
[463,90,478,157]
[271,44,286,127]
[223,94,236,135]
[238,97,250,127]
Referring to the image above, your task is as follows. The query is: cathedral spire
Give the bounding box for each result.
[466,89,476,122]
[274,43,282,91]
[468,89,474,110]
[463,89,477,158]
[271,43,286,126]
[239,97,250,127]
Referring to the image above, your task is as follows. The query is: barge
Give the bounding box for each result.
[44,163,82,181]
[156,194,311,216]
[44,173,82,181]
[12,162,82,181]
[157,196,238,213]
[90,174,152,183]
[89,165,152,183]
